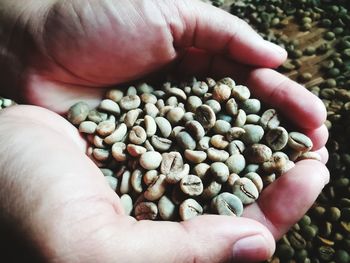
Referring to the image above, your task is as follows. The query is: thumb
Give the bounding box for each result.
[169,0,287,68]
[105,215,275,263]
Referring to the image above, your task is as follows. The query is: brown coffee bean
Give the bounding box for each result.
[226,127,246,141]
[185,120,205,140]
[212,84,231,102]
[135,202,158,220]
[195,105,216,129]
[244,144,272,164]
[144,174,167,201]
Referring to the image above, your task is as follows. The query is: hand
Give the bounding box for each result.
[0,0,329,262]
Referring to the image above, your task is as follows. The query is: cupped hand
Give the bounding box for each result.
[0,0,329,262]
[2,0,286,111]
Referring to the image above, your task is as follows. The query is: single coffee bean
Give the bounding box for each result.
[198,136,211,151]
[127,144,147,157]
[93,148,110,161]
[166,107,185,125]
[212,84,231,102]
[166,96,178,107]
[67,101,90,125]
[161,152,188,183]
[119,95,141,111]
[201,181,222,199]
[104,123,127,144]
[210,135,229,149]
[141,93,157,104]
[185,120,205,140]
[129,126,147,145]
[144,115,157,137]
[106,89,123,102]
[241,124,264,144]
[211,192,243,216]
[192,81,208,96]
[207,148,229,162]
[210,162,230,183]
[179,199,203,221]
[120,194,133,215]
[165,86,187,101]
[143,170,158,186]
[144,174,167,201]
[244,144,272,163]
[244,172,263,193]
[227,140,245,155]
[318,246,335,261]
[265,126,288,151]
[193,163,210,178]
[180,174,203,196]
[226,127,246,141]
[226,98,238,116]
[155,117,172,138]
[195,105,216,129]
[150,135,172,152]
[158,195,177,221]
[176,131,196,150]
[240,99,261,114]
[246,114,260,124]
[139,151,162,170]
[213,120,231,134]
[124,109,142,128]
[79,121,97,134]
[184,150,207,163]
[87,110,108,123]
[111,142,127,161]
[205,99,221,114]
[297,151,322,161]
[144,103,159,118]
[243,164,259,174]
[231,85,250,101]
[135,201,158,220]
[130,169,143,193]
[96,120,116,137]
[225,154,246,174]
[288,132,313,152]
[99,99,121,115]
[186,96,202,112]
[120,170,132,195]
[105,175,118,191]
[182,112,195,123]
[233,109,247,127]
[260,109,280,130]
[217,77,235,89]
[261,152,288,174]
[232,177,259,205]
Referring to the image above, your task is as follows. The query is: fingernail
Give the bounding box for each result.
[232,235,270,262]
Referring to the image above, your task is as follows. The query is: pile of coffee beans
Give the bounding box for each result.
[67,77,316,221]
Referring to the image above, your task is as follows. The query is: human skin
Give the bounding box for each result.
[0,0,329,262]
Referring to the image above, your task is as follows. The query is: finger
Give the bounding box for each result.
[170,0,287,67]
[208,56,327,130]
[314,147,329,164]
[97,215,274,263]
[303,124,329,151]
[243,160,329,239]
